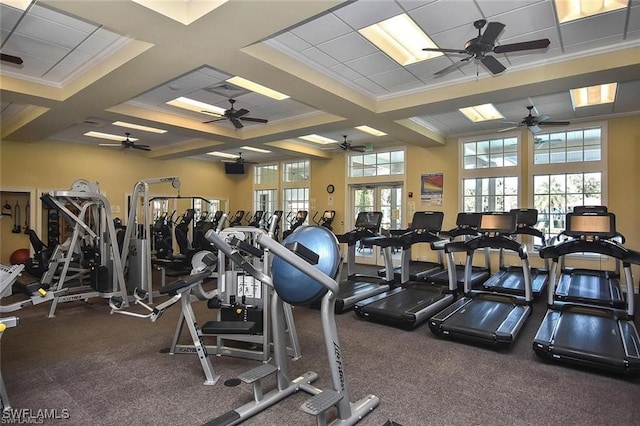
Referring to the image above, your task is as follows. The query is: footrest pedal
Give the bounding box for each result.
[300,389,344,415]
[238,363,277,384]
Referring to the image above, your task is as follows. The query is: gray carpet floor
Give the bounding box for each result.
[1,272,639,425]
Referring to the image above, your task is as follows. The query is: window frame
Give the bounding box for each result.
[458,132,523,213]
[528,122,608,242]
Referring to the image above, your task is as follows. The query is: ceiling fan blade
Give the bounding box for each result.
[481,55,506,74]
[529,125,542,134]
[479,22,505,45]
[98,143,122,147]
[494,38,550,54]
[233,108,250,118]
[201,110,224,117]
[132,145,151,151]
[537,114,551,123]
[240,117,268,124]
[1,53,23,65]
[350,145,366,152]
[230,118,244,129]
[422,47,468,54]
[539,120,570,126]
[203,118,227,124]
[497,125,520,133]
[434,57,472,76]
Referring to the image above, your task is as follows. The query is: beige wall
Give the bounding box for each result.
[2,114,639,271]
[0,140,239,263]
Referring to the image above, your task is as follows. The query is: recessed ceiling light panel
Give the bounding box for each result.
[459,104,504,122]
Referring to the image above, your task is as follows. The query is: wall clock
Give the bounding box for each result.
[326,184,335,194]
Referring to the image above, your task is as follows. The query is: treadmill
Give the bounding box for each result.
[533,211,640,375]
[482,208,549,298]
[377,211,445,283]
[553,206,627,309]
[429,212,533,348]
[332,211,394,314]
[425,212,490,290]
[353,211,456,329]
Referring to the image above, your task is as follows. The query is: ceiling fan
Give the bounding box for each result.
[423,19,550,77]
[327,135,366,153]
[221,152,258,164]
[1,53,23,65]
[202,99,268,129]
[500,106,570,134]
[99,133,151,151]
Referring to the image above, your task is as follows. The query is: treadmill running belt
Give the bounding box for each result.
[552,312,626,359]
[428,266,488,288]
[438,299,519,337]
[555,270,624,307]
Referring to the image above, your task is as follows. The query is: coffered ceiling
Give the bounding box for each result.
[1,0,639,163]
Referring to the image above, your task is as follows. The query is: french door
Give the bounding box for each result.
[350,184,402,266]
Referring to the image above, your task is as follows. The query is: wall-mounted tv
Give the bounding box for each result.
[224,162,245,175]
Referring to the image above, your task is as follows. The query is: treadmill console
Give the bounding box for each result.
[410,211,444,232]
[510,208,538,227]
[564,212,616,240]
[478,212,517,235]
[354,211,383,231]
[456,212,482,229]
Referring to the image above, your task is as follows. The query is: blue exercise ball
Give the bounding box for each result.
[271,226,341,306]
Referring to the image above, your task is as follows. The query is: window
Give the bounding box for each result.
[349,150,404,177]
[460,136,520,213]
[254,189,277,216]
[531,126,606,240]
[255,164,278,185]
[283,160,309,183]
[463,177,519,212]
[283,187,309,221]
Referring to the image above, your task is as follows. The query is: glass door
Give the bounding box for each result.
[350,184,402,266]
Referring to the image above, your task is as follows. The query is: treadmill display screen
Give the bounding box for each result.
[565,213,616,238]
[479,213,517,233]
[511,208,538,226]
[411,211,444,232]
[355,211,383,230]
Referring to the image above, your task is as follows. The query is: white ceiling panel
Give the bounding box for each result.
[329,63,366,82]
[369,67,418,89]
[4,32,70,63]
[300,46,340,68]
[489,2,557,37]
[19,13,92,49]
[290,13,352,45]
[409,1,481,35]
[332,0,403,29]
[1,0,639,162]
[272,31,311,52]
[317,32,377,63]
[344,52,399,77]
[560,11,630,46]
[475,0,548,17]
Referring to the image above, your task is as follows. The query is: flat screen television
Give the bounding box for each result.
[224,162,245,175]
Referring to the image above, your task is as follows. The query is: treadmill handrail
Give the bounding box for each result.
[336,228,379,245]
[539,238,639,265]
[459,235,528,259]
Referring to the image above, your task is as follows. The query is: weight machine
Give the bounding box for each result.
[119,176,181,303]
[167,214,300,362]
[44,179,129,317]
